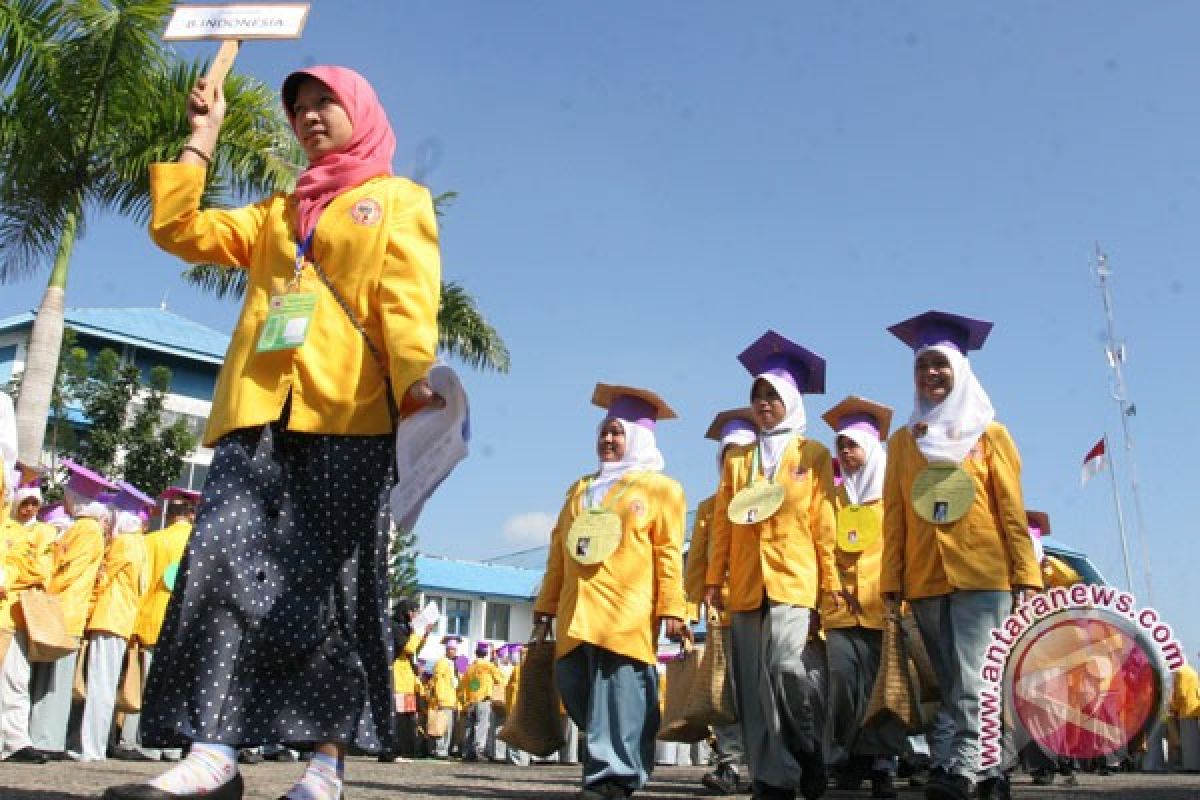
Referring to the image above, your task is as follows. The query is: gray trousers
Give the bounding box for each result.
[434,709,456,757]
[826,627,906,769]
[911,590,1009,782]
[0,631,33,758]
[556,644,659,791]
[78,633,126,761]
[730,602,818,790]
[29,646,78,753]
[462,700,492,760]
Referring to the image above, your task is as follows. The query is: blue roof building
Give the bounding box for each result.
[0,306,230,491]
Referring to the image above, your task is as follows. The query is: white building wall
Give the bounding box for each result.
[413,588,536,663]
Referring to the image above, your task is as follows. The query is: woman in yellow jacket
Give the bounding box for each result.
[704,332,843,800]
[534,384,688,800]
[685,408,755,796]
[28,461,113,761]
[880,311,1042,800]
[818,397,903,799]
[106,65,441,800]
[75,507,147,762]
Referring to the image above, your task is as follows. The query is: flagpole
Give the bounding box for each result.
[1094,247,1153,602]
[1102,434,1135,592]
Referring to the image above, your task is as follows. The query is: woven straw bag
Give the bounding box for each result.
[683,614,737,727]
[498,622,566,756]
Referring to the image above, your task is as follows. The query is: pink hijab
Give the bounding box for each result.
[283,65,396,239]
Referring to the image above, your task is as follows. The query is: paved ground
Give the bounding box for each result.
[1,760,1199,800]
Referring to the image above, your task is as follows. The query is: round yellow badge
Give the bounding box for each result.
[727,483,787,525]
[836,504,880,552]
[911,464,976,525]
[566,510,623,565]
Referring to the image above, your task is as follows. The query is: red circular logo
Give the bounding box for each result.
[1008,612,1162,759]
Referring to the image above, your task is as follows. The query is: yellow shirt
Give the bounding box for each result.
[684,495,730,625]
[706,438,841,612]
[392,631,427,695]
[460,658,505,704]
[133,521,192,646]
[819,488,886,630]
[48,517,105,638]
[87,532,146,639]
[1041,555,1083,589]
[505,659,521,710]
[534,471,688,665]
[148,163,441,447]
[1171,665,1200,719]
[0,519,51,631]
[881,422,1044,599]
[431,657,458,709]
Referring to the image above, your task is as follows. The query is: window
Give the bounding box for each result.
[445,598,471,637]
[484,603,510,641]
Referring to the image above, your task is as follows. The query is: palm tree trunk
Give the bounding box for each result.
[14,210,77,464]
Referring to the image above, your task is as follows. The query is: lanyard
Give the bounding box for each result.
[287,231,315,292]
[581,473,639,512]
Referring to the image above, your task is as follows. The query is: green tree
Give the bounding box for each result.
[389,527,420,600]
[61,348,141,474]
[0,0,299,464]
[122,366,196,497]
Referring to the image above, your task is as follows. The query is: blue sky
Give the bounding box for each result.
[5,3,1198,654]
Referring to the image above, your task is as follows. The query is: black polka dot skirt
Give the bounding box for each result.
[141,421,397,752]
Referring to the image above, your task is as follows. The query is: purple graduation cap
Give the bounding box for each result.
[821,396,895,440]
[704,408,756,442]
[61,459,117,500]
[738,330,826,394]
[592,384,677,430]
[161,487,202,505]
[888,310,993,354]
[114,480,156,516]
[475,641,491,657]
[1026,510,1051,538]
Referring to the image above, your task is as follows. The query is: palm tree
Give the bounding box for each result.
[0,0,298,464]
[180,193,511,373]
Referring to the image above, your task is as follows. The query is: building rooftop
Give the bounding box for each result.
[0,307,230,365]
[416,553,544,600]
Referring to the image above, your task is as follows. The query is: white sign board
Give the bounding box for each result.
[163,3,310,40]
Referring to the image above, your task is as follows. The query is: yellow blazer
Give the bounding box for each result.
[706,438,840,612]
[392,631,427,695]
[461,658,505,704]
[87,532,146,640]
[534,471,688,665]
[0,519,51,631]
[431,657,458,709]
[133,521,191,646]
[881,422,1044,599]
[148,163,441,447]
[1041,554,1082,589]
[1171,665,1200,719]
[684,495,730,625]
[819,488,886,630]
[48,518,105,638]
[505,659,521,709]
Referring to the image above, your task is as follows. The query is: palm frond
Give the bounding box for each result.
[437,281,511,373]
[180,263,248,300]
[0,0,62,85]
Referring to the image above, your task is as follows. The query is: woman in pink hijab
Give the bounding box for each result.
[104,68,442,800]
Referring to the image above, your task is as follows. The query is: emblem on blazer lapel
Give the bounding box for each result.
[349,198,382,226]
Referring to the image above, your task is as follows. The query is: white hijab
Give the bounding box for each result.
[909,344,995,464]
[838,428,886,505]
[718,427,756,475]
[588,418,665,506]
[755,373,806,480]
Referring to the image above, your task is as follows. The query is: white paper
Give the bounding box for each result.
[389,365,470,532]
[163,4,310,40]
[414,600,441,631]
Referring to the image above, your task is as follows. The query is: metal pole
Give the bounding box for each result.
[1094,247,1154,602]
[1103,434,1135,592]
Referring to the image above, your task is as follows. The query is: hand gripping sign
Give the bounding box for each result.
[163,3,311,106]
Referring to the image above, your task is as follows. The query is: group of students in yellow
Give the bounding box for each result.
[0,440,196,768]
[521,309,1105,800]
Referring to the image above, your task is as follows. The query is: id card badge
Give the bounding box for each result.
[256,292,317,352]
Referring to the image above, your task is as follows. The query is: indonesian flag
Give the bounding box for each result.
[1081,438,1107,487]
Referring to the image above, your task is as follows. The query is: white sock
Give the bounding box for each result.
[150,743,238,794]
[285,752,343,800]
